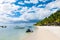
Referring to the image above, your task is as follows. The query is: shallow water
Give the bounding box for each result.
[0,24,35,40]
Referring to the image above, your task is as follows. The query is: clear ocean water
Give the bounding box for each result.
[0,23,36,40]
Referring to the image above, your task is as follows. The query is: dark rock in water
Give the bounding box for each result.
[26,29,33,33]
[0,26,7,28]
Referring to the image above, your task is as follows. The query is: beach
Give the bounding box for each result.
[22,26,60,40]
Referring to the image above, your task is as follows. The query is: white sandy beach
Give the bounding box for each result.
[22,26,60,40]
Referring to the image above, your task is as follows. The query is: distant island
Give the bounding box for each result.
[34,10,60,26]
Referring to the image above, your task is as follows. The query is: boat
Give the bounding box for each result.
[14,26,25,29]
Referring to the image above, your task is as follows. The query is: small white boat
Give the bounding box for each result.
[14,26,25,29]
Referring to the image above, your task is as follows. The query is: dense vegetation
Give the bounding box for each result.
[34,10,60,26]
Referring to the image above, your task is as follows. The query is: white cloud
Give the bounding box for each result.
[19,0,60,21]
[24,0,31,3]
[30,0,38,4]
[18,0,38,4]
[46,0,60,10]
[0,0,60,23]
[0,3,20,23]
[39,0,47,2]
[24,0,38,4]
[0,0,20,23]
[18,2,25,5]
[12,6,52,21]
[0,0,16,4]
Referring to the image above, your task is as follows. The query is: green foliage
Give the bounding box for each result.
[34,10,60,26]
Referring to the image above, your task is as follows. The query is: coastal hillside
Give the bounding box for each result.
[34,10,60,26]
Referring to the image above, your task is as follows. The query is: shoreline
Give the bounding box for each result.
[21,26,60,40]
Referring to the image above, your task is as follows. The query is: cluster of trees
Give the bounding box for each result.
[34,10,60,26]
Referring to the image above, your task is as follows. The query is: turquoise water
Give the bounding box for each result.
[0,23,35,40]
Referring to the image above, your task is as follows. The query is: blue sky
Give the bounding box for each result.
[0,0,60,24]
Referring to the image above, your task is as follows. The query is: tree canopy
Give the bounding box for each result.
[34,10,60,26]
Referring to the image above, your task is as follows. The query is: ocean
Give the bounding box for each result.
[0,23,36,40]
